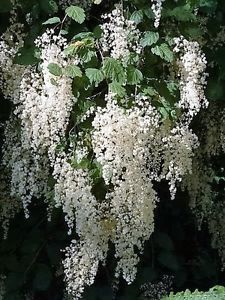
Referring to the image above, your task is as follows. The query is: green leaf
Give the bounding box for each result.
[48,63,63,76]
[127,66,143,85]
[130,10,143,24]
[64,65,82,78]
[151,43,174,62]
[66,5,86,24]
[43,17,61,25]
[109,82,126,97]
[72,32,93,41]
[140,31,159,47]
[85,68,105,86]
[165,5,196,21]
[33,264,52,291]
[103,58,126,84]
[143,87,158,96]
[59,29,68,35]
[64,44,77,56]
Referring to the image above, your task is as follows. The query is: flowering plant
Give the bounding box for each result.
[0,0,225,299]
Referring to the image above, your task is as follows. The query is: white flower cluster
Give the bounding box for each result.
[54,154,110,298]
[63,238,108,299]
[161,125,199,199]
[92,94,158,282]
[174,37,208,120]
[140,275,173,299]
[53,154,98,236]
[1,29,77,217]
[0,9,25,101]
[0,9,30,220]
[100,4,142,63]
[151,0,165,28]
[23,29,76,162]
[2,117,51,218]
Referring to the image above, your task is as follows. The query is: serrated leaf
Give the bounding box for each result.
[64,65,82,78]
[130,10,143,24]
[59,29,68,35]
[127,66,143,85]
[85,68,105,86]
[103,58,126,84]
[143,87,158,96]
[42,17,60,25]
[66,5,86,24]
[140,31,159,47]
[166,5,196,21]
[48,63,63,76]
[64,44,77,56]
[72,32,93,40]
[109,82,126,97]
[151,43,174,62]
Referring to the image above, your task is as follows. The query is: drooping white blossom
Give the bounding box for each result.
[151,0,165,28]
[174,37,208,120]
[100,4,142,63]
[92,94,159,282]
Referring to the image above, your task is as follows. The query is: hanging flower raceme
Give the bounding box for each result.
[174,37,208,121]
[92,93,159,282]
[100,4,142,63]
[151,0,165,28]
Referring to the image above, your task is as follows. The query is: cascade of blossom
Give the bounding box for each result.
[53,153,110,298]
[0,1,213,298]
[92,94,159,282]
[100,4,142,63]
[151,0,165,28]
[174,37,208,122]
[2,29,77,217]
[0,8,28,226]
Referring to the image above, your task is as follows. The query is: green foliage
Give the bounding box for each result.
[64,65,82,78]
[151,43,174,62]
[127,66,143,85]
[103,58,126,84]
[66,5,86,24]
[48,63,63,76]
[140,31,159,47]
[42,17,61,25]
[85,68,105,86]
[163,286,225,299]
